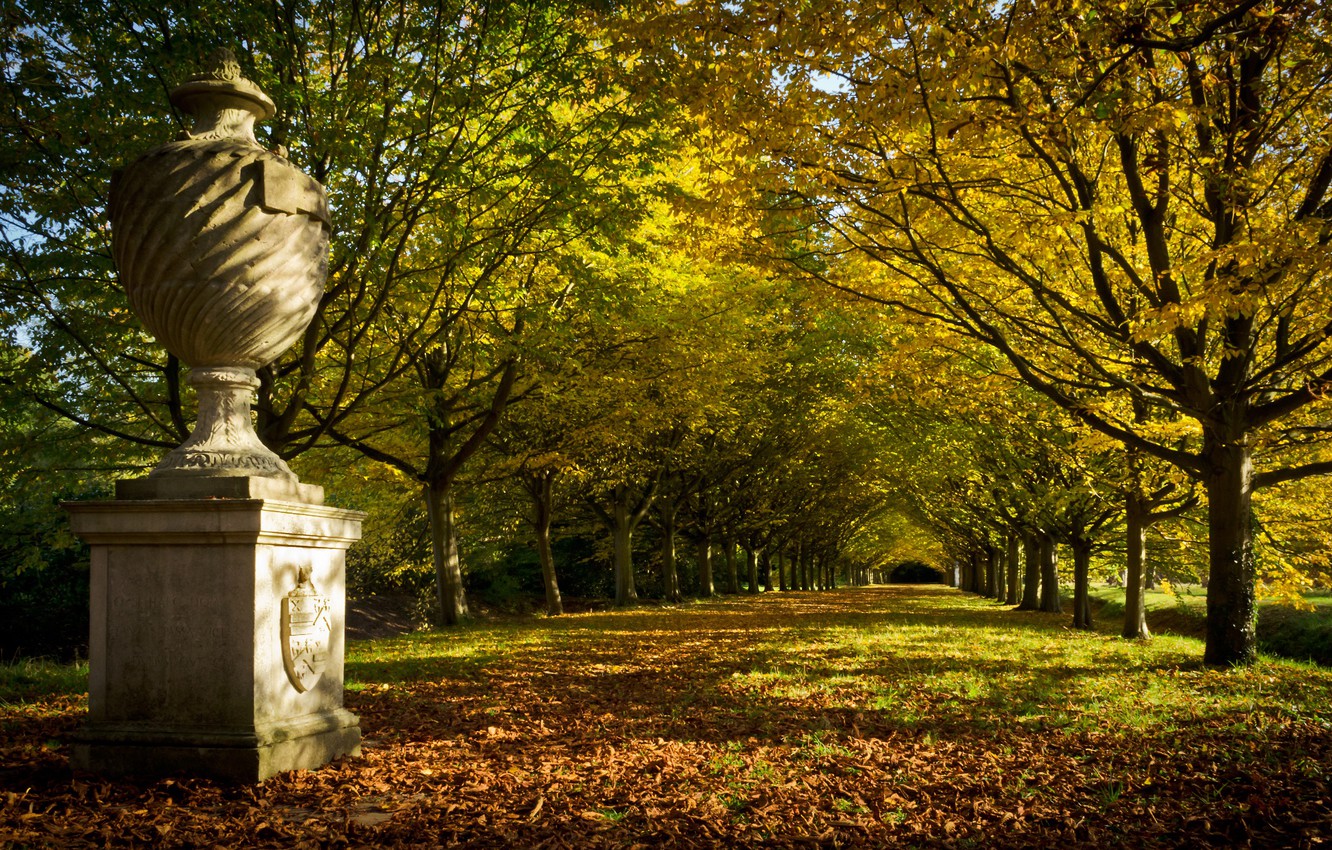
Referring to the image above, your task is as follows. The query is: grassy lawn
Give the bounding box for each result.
[1090,584,1332,666]
[3,586,1331,848]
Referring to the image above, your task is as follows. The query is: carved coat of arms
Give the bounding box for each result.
[281,567,331,693]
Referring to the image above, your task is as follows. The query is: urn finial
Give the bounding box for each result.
[170,47,276,143]
[201,47,243,81]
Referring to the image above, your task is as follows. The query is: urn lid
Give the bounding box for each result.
[169,48,275,121]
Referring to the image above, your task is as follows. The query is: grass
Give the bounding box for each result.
[3,586,1332,848]
[0,656,87,705]
[1090,584,1332,666]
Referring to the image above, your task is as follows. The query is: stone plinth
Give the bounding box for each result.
[65,490,364,782]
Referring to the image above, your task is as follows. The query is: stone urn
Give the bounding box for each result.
[110,49,328,481]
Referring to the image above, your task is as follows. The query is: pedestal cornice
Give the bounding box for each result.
[64,498,365,548]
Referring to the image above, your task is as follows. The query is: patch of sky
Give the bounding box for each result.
[811,71,851,95]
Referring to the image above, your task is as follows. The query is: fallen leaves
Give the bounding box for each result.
[2,587,1331,848]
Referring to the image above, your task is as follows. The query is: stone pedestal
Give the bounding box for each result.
[65,484,364,782]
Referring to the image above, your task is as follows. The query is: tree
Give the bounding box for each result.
[2,1,668,624]
[642,0,1332,664]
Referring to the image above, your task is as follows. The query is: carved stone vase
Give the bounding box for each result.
[66,50,362,782]
[110,49,328,480]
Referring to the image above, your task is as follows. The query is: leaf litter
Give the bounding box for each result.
[2,586,1331,848]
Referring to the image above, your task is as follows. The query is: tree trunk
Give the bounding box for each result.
[777,549,788,591]
[425,481,468,625]
[993,546,1005,600]
[985,546,999,599]
[536,523,562,617]
[746,547,760,594]
[1072,538,1093,630]
[1005,532,1021,606]
[661,506,680,603]
[612,488,638,607]
[761,549,774,592]
[1202,437,1257,666]
[724,536,739,594]
[1122,493,1149,640]
[697,535,714,597]
[1018,531,1040,610]
[529,472,562,616]
[1039,535,1062,614]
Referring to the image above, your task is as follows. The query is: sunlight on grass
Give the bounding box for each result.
[339,587,1332,744]
[708,588,1332,737]
[345,619,552,685]
[336,587,1332,743]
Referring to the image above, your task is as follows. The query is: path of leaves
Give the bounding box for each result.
[2,586,1331,848]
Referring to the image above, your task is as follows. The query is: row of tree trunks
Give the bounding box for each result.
[514,470,865,617]
[959,524,1159,636]
[547,528,848,610]
[943,431,1209,642]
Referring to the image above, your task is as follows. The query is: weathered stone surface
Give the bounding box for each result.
[109,51,327,373]
[69,49,359,783]
[66,498,364,782]
[109,49,328,480]
[115,474,324,504]
[148,367,301,480]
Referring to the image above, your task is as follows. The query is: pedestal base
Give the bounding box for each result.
[65,493,365,783]
[72,708,361,782]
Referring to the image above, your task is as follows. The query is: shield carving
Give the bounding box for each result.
[281,566,331,693]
